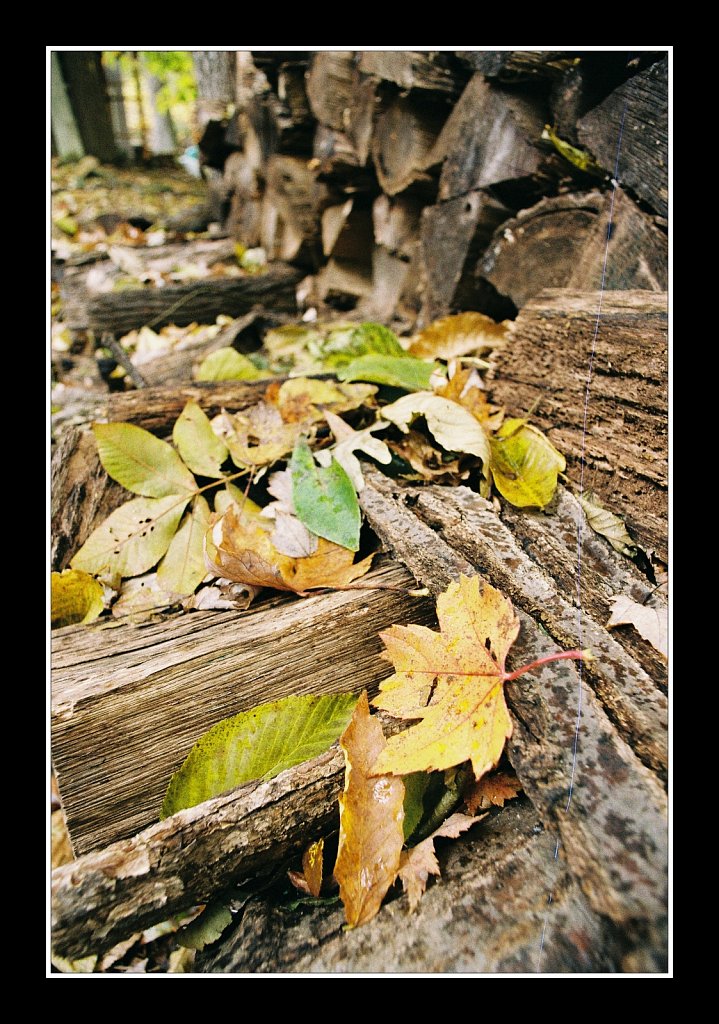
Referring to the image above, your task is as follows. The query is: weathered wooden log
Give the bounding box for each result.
[455,51,582,81]
[358,51,465,96]
[488,289,668,561]
[51,560,437,854]
[321,198,374,262]
[260,155,329,268]
[578,58,668,218]
[223,151,264,246]
[62,263,301,335]
[433,73,550,203]
[476,189,667,310]
[372,194,423,259]
[420,189,513,321]
[197,797,654,973]
[371,92,451,197]
[305,52,357,133]
[317,257,374,309]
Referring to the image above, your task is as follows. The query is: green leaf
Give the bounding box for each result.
[338,355,437,391]
[157,495,211,596]
[161,692,359,817]
[177,901,233,950]
[93,422,196,497]
[321,322,405,368]
[196,347,266,382]
[290,437,361,551]
[381,392,492,465]
[70,495,189,578]
[51,569,105,628]
[402,773,434,842]
[172,401,229,478]
[489,419,565,508]
[54,215,79,236]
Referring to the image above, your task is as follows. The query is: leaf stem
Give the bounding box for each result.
[502,649,592,683]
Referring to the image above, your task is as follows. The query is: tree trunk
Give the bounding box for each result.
[192,51,236,131]
[50,51,85,160]
[57,52,117,162]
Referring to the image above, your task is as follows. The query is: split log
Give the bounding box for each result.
[475,189,667,311]
[305,52,357,133]
[420,189,513,321]
[372,194,423,259]
[260,155,328,268]
[223,152,263,246]
[488,289,668,561]
[455,51,582,81]
[371,92,452,197]
[369,247,411,322]
[433,73,550,203]
[321,198,374,262]
[578,58,668,218]
[358,51,464,97]
[317,257,374,309]
[51,560,437,854]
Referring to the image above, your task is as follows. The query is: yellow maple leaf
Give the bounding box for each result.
[372,575,588,780]
[205,504,373,595]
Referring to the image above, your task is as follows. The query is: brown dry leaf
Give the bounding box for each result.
[211,404,306,469]
[408,312,509,360]
[334,692,405,928]
[435,367,504,430]
[205,504,373,594]
[267,378,376,424]
[398,813,482,911]
[463,770,523,814]
[388,430,465,482]
[288,838,325,897]
[371,575,519,779]
[183,581,258,611]
[606,595,668,659]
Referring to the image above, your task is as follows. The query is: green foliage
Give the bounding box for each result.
[338,355,437,392]
[291,437,361,552]
[161,693,359,817]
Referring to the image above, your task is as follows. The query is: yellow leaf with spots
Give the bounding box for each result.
[51,569,105,628]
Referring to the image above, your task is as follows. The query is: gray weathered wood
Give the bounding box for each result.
[578,59,668,218]
[488,289,668,561]
[358,51,463,96]
[371,93,451,197]
[51,560,437,854]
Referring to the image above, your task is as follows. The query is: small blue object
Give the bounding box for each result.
[178,145,201,178]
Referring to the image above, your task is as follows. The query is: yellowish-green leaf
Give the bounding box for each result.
[213,483,263,518]
[51,569,105,628]
[291,436,361,551]
[338,354,437,392]
[195,347,267,382]
[161,692,359,817]
[173,401,228,478]
[54,215,79,236]
[578,492,638,557]
[274,378,376,422]
[409,312,509,360]
[489,419,565,508]
[542,124,604,176]
[93,422,196,497]
[157,495,211,596]
[381,391,491,467]
[334,692,405,928]
[70,495,188,578]
[177,901,233,951]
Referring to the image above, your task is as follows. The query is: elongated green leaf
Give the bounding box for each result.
[161,692,359,817]
[177,901,233,951]
[489,419,565,508]
[381,392,491,467]
[157,495,211,596]
[93,422,196,497]
[196,347,266,382]
[51,569,105,628]
[290,436,361,551]
[338,355,437,391]
[70,495,188,577]
[173,401,228,478]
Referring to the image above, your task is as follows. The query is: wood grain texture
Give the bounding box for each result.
[488,289,668,560]
[52,560,437,854]
[371,92,451,197]
[578,58,668,218]
[358,51,464,96]
[477,190,667,309]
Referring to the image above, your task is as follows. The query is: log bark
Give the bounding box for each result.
[57,52,117,163]
[475,189,667,310]
[51,561,437,854]
[488,289,668,561]
[105,379,279,433]
[433,73,550,203]
[62,263,302,334]
[578,58,668,218]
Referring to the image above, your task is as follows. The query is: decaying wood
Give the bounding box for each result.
[51,561,437,854]
[476,190,667,310]
[578,58,668,218]
[358,471,666,959]
[371,92,451,197]
[433,73,549,202]
[63,263,302,334]
[260,156,328,268]
[489,289,668,561]
[305,52,357,133]
[51,427,126,572]
[197,798,654,973]
[420,189,512,321]
[455,51,582,81]
[106,379,279,433]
